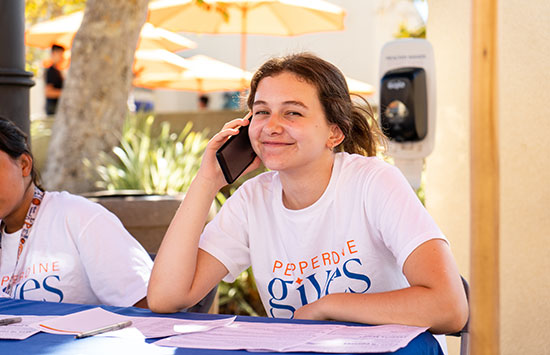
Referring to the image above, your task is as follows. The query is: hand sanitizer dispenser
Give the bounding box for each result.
[379,38,436,189]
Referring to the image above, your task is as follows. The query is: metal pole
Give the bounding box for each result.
[0,0,35,136]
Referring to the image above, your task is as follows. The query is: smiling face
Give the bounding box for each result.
[249,72,344,175]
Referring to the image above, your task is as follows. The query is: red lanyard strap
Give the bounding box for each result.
[0,186,45,297]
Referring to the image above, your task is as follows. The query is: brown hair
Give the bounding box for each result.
[0,116,42,189]
[247,53,386,156]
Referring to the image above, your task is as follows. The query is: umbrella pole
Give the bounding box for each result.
[240,8,247,71]
[240,33,247,71]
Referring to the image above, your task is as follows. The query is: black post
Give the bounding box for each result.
[0,0,35,136]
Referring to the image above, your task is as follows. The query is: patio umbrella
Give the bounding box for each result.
[133,49,191,78]
[345,76,375,96]
[43,49,192,80]
[25,11,197,52]
[133,54,253,93]
[147,0,346,70]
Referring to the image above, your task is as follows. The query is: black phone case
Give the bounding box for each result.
[216,124,257,184]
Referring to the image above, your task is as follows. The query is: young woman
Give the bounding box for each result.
[0,117,152,307]
[148,53,468,347]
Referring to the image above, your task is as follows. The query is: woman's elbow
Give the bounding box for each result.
[148,298,178,314]
[450,298,469,333]
[147,286,196,314]
[147,293,176,313]
[147,286,180,313]
[436,295,469,334]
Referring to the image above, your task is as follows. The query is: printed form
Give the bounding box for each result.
[0,315,55,340]
[284,324,430,353]
[154,321,429,353]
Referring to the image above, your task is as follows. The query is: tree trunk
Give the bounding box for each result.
[43,0,149,193]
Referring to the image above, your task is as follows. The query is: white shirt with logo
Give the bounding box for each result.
[200,152,448,352]
[0,191,152,306]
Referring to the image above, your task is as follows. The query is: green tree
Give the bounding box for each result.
[26,0,85,24]
[394,22,426,39]
[25,0,86,75]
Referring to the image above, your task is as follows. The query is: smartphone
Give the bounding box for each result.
[216,119,257,184]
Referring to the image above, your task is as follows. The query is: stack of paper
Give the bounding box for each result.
[154,321,428,353]
[1,307,428,353]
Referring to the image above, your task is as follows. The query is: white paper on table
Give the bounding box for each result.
[155,321,429,353]
[0,315,56,340]
[29,306,236,340]
[129,315,236,339]
[154,321,333,351]
[283,324,429,353]
[31,307,131,335]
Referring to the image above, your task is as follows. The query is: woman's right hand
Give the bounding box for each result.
[150,116,259,313]
[196,113,259,190]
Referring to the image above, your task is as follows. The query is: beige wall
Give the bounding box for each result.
[427,1,550,354]
[425,2,471,354]
[499,1,550,353]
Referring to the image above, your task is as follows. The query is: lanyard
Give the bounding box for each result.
[0,186,45,297]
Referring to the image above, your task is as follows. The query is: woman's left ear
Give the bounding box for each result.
[19,153,33,177]
[327,125,345,149]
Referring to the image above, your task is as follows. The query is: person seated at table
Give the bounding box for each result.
[147,53,468,349]
[0,116,152,307]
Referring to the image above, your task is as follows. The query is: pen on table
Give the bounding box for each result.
[0,317,22,326]
[75,320,132,339]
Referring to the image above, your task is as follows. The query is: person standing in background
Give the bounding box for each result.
[198,94,210,110]
[44,44,65,116]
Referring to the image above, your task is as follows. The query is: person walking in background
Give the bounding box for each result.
[148,53,467,353]
[44,44,65,115]
[198,94,210,110]
[0,116,153,307]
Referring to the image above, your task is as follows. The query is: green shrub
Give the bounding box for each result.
[218,268,266,317]
[88,113,209,195]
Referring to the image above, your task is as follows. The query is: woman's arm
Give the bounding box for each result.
[147,116,260,313]
[293,239,468,334]
[147,176,228,313]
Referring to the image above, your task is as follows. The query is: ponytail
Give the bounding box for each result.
[338,95,386,157]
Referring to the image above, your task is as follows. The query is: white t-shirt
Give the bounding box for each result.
[0,191,153,307]
[200,152,448,351]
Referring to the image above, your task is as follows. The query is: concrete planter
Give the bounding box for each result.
[85,190,216,255]
[86,190,219,313]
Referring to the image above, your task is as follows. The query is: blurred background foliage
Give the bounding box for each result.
[394,22,426,39]
[218,268,266,317]
[26,0,85,23]
[87,113,209,196]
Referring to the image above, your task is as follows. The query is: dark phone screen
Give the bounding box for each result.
[216,124,257,184]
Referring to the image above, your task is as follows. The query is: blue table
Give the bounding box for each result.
[0,298,443,355]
